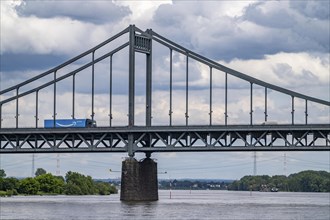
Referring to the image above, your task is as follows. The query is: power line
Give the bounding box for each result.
[286,155,330,166]
[56,153,60,176]
[284,153,287,176]
[253,151,257,176]
[31,154,35,177]
[162,156,282,172]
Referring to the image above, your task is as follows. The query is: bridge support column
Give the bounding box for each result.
[120,157,158,201]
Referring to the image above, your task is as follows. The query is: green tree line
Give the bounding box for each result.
[0,168,117,197]
[228,170,330,192]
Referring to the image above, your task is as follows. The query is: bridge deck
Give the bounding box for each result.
[1,124,329,153]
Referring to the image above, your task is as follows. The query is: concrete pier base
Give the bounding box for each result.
[120,157,158,201]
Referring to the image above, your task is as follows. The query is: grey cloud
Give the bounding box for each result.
[1,53,68,72]
[243,2,297,29]
[272,63,295,80]
[242,1,329,52]
[272,63,320,87]
[290,0,330,20]
[0,52,70,91]
[16,1,131,24]
[152,1,329,61]
[153,4,183,28]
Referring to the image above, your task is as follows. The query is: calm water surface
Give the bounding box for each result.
[1,190,329,220]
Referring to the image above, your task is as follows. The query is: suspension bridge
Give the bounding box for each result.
[1,25,329,200]
[0,25,329,154]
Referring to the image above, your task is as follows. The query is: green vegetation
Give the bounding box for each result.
[1,168,328,196]
[228,170,330,192]
[36,173,64,194]
[35,168,47,177]
[158,170,330,192]
[64,171,116,195]
[0,169,6,178]
[0,168,117,197]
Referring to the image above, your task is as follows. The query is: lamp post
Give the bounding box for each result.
[109,169,121,186]
[158,171,170,199]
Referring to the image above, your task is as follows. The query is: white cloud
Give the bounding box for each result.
[219,52,329,92]
[6,19,99,55]
[114,0,171,23]
[0,1,127,55]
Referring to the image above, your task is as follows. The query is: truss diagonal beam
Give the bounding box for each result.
[1,125,328,153]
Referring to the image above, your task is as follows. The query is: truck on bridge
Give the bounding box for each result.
[44,119,97,128]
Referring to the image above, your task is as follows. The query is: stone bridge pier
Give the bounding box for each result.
[120,154,158,201]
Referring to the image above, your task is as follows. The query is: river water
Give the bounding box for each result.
[0,190,329,220]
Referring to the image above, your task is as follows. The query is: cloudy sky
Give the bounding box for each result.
[0,0,329,179]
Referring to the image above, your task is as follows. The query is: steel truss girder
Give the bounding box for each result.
[0,132,128,153]
[0,125,329,153]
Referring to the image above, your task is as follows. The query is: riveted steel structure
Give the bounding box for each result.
[1,25,330,154]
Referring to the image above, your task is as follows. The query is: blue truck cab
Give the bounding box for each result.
[44,119,97,128]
